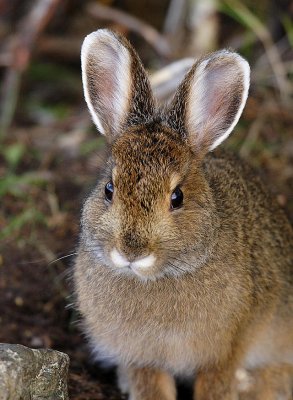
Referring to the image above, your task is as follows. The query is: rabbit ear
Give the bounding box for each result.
[81,29,155,140]
[166,50,250,154]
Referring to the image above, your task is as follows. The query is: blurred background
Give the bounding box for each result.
[0,0,292,399]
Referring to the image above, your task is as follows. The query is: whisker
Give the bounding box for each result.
[166,261,186,275]
[49,252,77,265]
[65,302,75,310]
[169,256,194,269]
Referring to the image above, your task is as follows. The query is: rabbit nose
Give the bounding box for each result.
[110,248,156,271]
[110,248,130,268]
[131,253,156,271]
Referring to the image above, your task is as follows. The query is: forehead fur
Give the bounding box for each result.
[110,123,192,213]
[112,123,190,182]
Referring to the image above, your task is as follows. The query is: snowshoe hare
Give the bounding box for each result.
[74,29,293,400]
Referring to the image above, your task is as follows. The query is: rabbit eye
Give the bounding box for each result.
[105,181,114,202]
[171,187,183,210]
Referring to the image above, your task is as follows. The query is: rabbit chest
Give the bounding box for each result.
[76,260,241,374]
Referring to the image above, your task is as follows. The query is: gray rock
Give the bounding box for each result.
[0,343,69,400]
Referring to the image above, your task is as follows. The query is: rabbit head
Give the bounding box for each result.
[80,29,250,280]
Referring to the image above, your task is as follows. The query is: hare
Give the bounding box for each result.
[74,29,293,400]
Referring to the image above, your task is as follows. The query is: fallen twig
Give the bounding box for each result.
[0,0,61,138]
[163,0,186,36]
[37,35,83,60]
[86,2,172,59]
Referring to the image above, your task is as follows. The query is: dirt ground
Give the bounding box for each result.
[0,1,292,399]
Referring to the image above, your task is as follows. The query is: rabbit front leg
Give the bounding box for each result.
[118,365,176,400]
[195,363,238,400]
[238,364,293,400]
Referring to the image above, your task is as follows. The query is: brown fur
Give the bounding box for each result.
[238,365,293,400]
[75,29,293,400]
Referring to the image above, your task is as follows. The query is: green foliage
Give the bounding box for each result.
[219,0,266,43]
[79,137,105,156]
[28,62,79,85]
[22,61,82,123]
[26,99,71,122]
[0,140,50,240]
[0,171,49,197]
[0,207,46,240]
[2,143,26,169]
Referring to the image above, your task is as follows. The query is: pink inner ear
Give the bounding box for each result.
[207,86,225,116]
[188,60,244,150]
[86,45,132,136]
[96,64,118,118]
[100,69,116,96]
[96,43,122,107]
[202,65,232,120]
[82,30,156,137]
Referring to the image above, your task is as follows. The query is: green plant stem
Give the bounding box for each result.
[221,0,291,104]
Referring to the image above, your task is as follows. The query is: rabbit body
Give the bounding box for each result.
[74,29,293,399]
